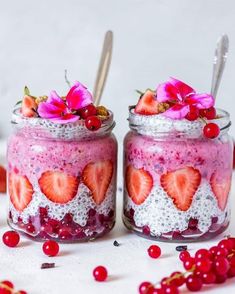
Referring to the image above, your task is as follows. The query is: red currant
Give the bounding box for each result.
[209,246,218,257]
[163,285,179,294]
[179,250,190,262]
[186,106,199,121]
[85,116,101,131]
[203,123,220,139]
[199,107,216,119]
[147,245,161,259]
[93,266,108,282]
[148,288,164,294]
[215,274,227,284]
[2,231,20,247]
[195,248,211,260]
[218,239,233,251]
[228,267,235,278]
[183,257,195,270]
[195,258,212,273]
[227,237,235,249]
[170,271,185,287]
[186,275,203,291]
[42,240,59,257]
[26,223,35,234]
[0,280,14,294]
[202,272,216,284]
[216,247,229,257]
[79,104,97,119]
[214,257,230,275]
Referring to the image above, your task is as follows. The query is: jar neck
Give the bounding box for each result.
[11,108,115,141]
[128,107,231,139]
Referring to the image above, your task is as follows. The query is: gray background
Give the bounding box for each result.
[0,0,234,142]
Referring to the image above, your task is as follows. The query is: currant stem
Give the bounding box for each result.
[64,69,71,88]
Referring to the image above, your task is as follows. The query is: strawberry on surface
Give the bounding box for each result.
[125,165,153,205]
[210,173,231,211]
[0,165,6,193]
[39,171,79,204]
[82,160,113,205]
[21,95,38,118]
[9,173,34,211]
[160,167,201,211]
[134,90,161,115]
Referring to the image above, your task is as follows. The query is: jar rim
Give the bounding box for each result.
[128,106,231,138]
[11,108,115,140]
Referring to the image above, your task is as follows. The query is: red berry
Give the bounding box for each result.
[170,272,185,287]
[218,239,233,251]
[93,266,108,282]
[209,246,218,257]
[203,123,220,139]
[186,275,203,291]
[202,272,216,284]
[79,104,97,119]
[229,256,235,268]
[26,223,35,234]
[85,116,101,131]
[200,107,216,120]
[42,240,59,257]
[228,267,235,278]
[0,281,14,294]
[216,247,229,257]
[215,274,227,284]
[148,288,164,294]
[195,258,212,273]
[186,106,199,121]
[214,257,230,275]
[179,250,190,262]
[183,257,195,270]
[195,249,211,260]
[147,245,161,259]
[163,285,179,294]
[2,231,20,247]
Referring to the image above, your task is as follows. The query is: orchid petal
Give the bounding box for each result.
[49,113,80,124]
[169,77,195,97]
[162,104,190,119]
[66,82,93,110]
[38,101,65,119]
[156,81,179,102]
[186,93,215,109]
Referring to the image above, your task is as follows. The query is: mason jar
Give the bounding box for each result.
[7,108,117,242]
[123,107,233,242]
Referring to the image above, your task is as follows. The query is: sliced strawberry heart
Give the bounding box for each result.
[82,160,113,205]
[210,172,231,211]
[125,165,153,205]
[9,173,34,211]
[0,165,6,193]
[160,167,201,211]
[39,171,79,204]
[134,90,160,115]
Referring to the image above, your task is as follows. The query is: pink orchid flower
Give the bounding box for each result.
[38,82,93,123]
[156,77,215,119]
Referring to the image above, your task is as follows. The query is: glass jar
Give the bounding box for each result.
[7,108,117,242]
[123,107,233,242]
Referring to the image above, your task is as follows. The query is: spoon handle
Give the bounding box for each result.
[211,34,229,99]
[93,31,113,106]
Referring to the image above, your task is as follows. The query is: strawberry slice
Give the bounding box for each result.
[160,167,201,211]
[21,95,37,117]
[9,173,34,211]
[0,165,6,193]
[82,160,113,205]
[39,171,79,204]
[125,165,153,205]
[134,90,160,115]
[210,172,231,211]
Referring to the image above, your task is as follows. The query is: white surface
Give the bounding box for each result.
[0,182,235,294]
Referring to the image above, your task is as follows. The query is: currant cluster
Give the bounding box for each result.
[185,106,220,139]
[0,280,27,294]
[78,104,102,131]
[139,236,235,294]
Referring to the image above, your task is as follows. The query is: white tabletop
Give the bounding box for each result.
[0,179,235,294]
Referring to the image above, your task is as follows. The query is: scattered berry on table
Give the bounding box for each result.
[42,240,59,257]
[93,266,108,282]
[2,231,20,247]
[147,245,161,259]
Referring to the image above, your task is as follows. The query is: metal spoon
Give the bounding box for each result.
[211,34,229,99]
[93,31,113,106]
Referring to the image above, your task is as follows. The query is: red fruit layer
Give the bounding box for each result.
[8,207,115,242]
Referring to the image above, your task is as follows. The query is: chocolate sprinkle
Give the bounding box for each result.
[41,263,55,269]
[113,240,120,247]
[176,245,188,252]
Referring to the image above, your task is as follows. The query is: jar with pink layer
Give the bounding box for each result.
[7,83,117,242]
[123,78,233,242]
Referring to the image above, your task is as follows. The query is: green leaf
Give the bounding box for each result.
[24,86,30,96]
[15,100,22,106]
